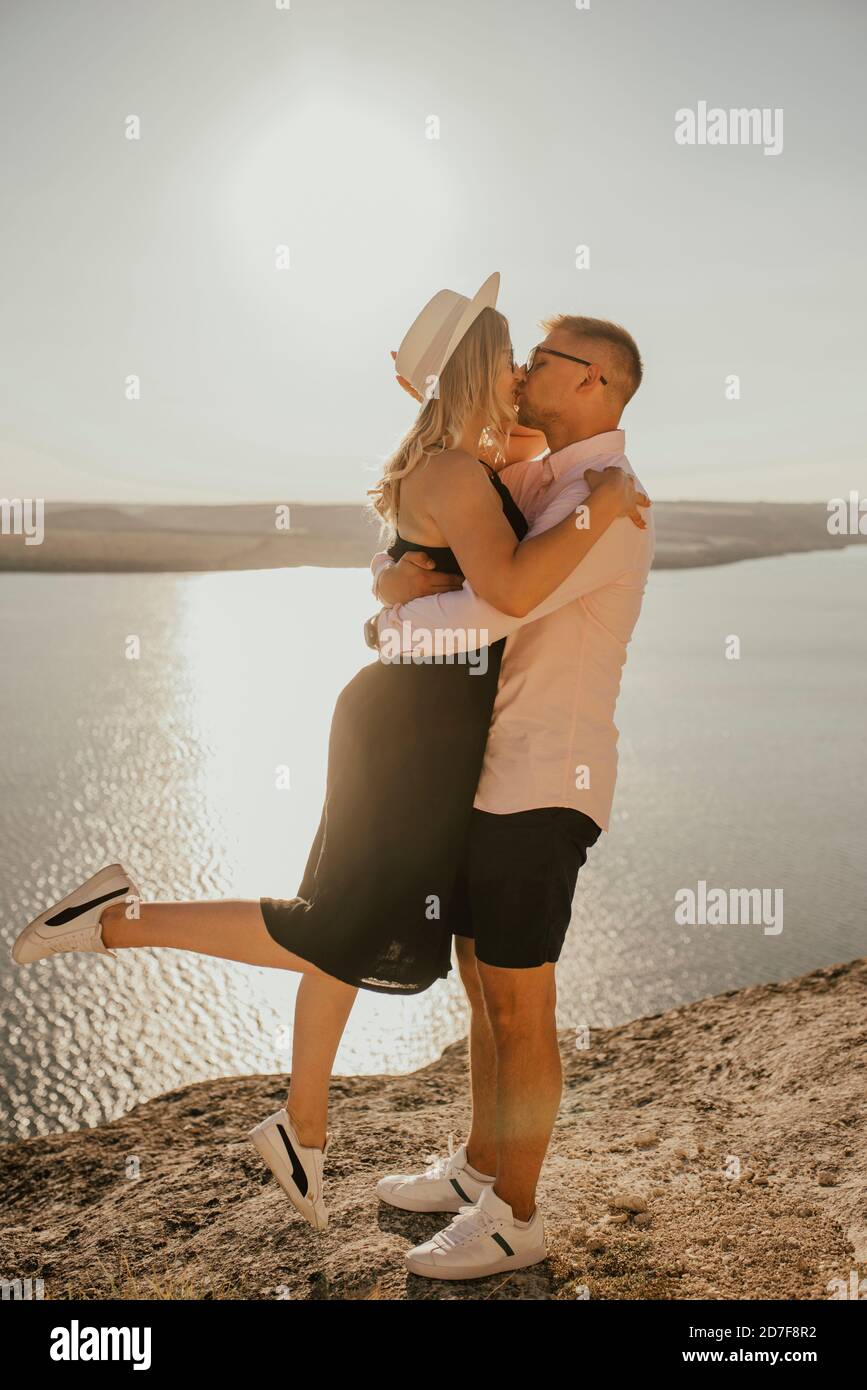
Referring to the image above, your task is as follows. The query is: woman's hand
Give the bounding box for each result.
[585,466,651,529]
[390,350,423,403]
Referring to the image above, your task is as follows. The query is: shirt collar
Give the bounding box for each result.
[542,429,627,481]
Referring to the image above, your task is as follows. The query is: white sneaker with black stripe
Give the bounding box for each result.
[404,1181,547,1280]
[248,1108,331,1231]
[376,1136,494,1213]
[11,862,141,965]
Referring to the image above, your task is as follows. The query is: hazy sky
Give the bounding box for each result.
[1,0,865,504]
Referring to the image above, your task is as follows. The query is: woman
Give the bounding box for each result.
[11,274,648,1229]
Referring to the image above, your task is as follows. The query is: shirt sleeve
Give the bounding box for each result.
[377,479,650,655]
[370,549,395,597]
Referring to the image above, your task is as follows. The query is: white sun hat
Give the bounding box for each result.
[395,271,501,400]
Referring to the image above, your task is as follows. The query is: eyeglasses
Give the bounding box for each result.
[525,345,607,385]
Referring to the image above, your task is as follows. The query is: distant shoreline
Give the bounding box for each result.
[0,500,863,574]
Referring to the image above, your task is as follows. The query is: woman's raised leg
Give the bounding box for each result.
[100,898,323,974]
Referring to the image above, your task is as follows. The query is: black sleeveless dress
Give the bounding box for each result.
[259,463,528,995]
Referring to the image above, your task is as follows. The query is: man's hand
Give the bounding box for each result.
[375,551,464,605]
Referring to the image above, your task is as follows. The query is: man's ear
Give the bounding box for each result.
[577,366,602,392]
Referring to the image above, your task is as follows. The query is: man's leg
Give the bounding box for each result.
[475,959,560,1222]
[454,935,497,1178]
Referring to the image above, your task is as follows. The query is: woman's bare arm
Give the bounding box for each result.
[424,451,649,618]
[477,424,549,471]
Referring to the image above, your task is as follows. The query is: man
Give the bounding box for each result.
[368,314,655,1280]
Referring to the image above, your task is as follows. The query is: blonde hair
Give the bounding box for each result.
[369,306,512,531]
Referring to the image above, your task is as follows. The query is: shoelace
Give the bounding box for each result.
[436,1203,497,1249]
[416,1131,459,1182]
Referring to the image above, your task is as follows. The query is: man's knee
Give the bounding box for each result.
[477,962,557,1037]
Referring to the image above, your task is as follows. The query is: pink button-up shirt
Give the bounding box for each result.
[371,429,654,832]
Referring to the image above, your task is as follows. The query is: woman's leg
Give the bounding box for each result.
[100,899,359,1149]
[100,899,325,974]
[287,972,358,1148]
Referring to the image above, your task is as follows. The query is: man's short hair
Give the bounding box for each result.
[541,314,643,406]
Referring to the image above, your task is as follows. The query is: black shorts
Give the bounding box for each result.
[447,806,602,969]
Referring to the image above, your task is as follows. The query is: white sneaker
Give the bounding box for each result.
[248,1108,331,1231]
[404,1182,547,1281]
[11,862,141,965]
[377,1135,495,1213]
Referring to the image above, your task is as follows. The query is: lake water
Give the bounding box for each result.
[1,548,865,1139]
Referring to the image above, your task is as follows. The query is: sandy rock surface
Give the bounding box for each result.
[2,959,864,1300]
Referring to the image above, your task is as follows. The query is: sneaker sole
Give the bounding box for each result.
[405,1246,548,1280]
[248,1123,328,1231]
